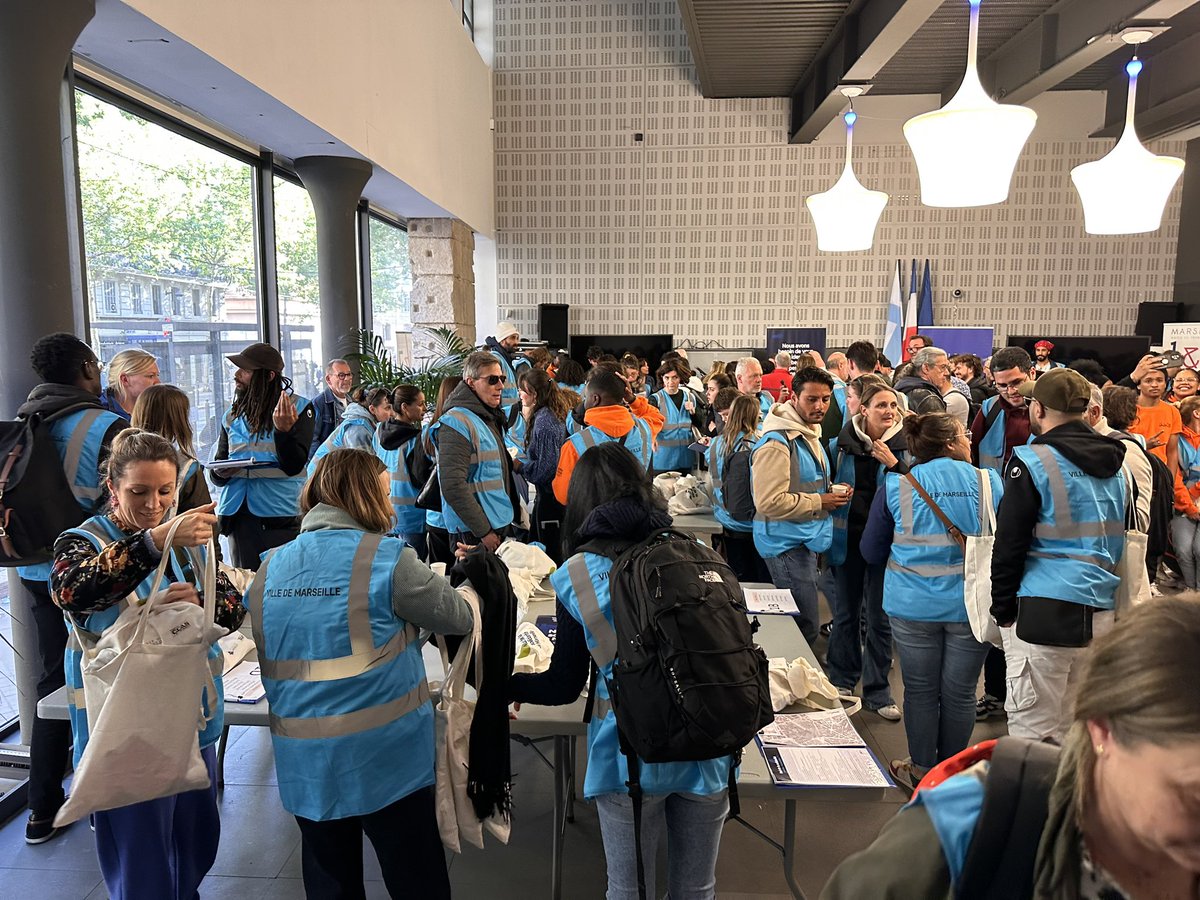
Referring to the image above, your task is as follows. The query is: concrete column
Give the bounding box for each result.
[408,218,476,360]
[0,0,96,746]
[1174,138,1200,314]
[293,156,373,366]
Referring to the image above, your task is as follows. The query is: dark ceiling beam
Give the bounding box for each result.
[675,0,717,97]
[983,0,1198,104]
[788,0,943,144]
[1091,26,1200,140]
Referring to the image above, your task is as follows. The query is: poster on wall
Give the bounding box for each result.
[1162,324,1200,368]
[922,327,995,359]
[766,328,827,368]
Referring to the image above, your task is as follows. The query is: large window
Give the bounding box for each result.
[369,217,413,362]
[274,176,322,398]
[75,91,260,462]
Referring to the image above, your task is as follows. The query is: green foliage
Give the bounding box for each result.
[344,327,472,406]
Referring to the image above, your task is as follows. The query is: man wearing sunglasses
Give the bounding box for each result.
[431,351,519,552]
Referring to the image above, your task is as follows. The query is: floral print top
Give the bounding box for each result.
[51,517,246,632]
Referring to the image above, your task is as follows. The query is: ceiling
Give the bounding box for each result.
[676,0,1200,142]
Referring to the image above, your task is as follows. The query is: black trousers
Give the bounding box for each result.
[294,785,450,900]
[223,512,300,570]
[531,488,565,564]
[720,530,770,582]
[426,527,454,568]
[20,578,71,817]
[983,643,1007,702]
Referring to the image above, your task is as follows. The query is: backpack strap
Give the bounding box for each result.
[956,737,1060,899]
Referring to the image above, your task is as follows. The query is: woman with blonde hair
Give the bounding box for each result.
[131,383,212,516]
[824,598,1200,898]
[101,348,160,420]
[250,448,472,899]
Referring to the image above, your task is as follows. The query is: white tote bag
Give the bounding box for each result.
[963,473,1002,647]
[434,586,510,852]
[56,521,223,826]
[1115,479,1151,616]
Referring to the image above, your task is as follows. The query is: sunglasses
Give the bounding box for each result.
[478,374,507,386]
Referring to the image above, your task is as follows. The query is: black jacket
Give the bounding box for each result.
[966,375,997,406]
[894,375,948,415]
[834,416,910,534]
[377,420,433,486]
[990,419,1126,624]
[309,387,344,457]
[435,381,517,538]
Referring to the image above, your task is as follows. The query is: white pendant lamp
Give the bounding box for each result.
[806,96,889,252]
[1070,41,1185,235]
[902,0,1037,207]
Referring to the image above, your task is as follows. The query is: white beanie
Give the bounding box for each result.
[495,322,520,343]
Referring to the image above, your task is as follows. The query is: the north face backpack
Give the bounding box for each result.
[580,529,774,899]
[721,437,757,522]
[0,404,102,566]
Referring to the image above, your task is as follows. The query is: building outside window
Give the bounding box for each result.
[369,216,412,363]
[274,176,321,398]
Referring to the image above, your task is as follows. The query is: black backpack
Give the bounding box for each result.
[955,737,1060,899]
[0,405,104,567]
[580,530,775,899]
[721,436,757,521]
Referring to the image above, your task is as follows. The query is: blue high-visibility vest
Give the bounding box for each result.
[553,552,734,800]
[1179,435,1200,491]
[16,406,121,582]
[976,396,1032,474]
[750,431,833,558]
[708,433,754,533]
[882,458,1002,622]
[827,440,913,567]
[491,349,530,406]
[651,389,694,471]
[216,395,313,519]
[308,404,376,477]
[248,530,430,820]
[62,515,225,766]
[373,427,427,535]
[1011,444,1125,609]
[431,407,514,535]
[566,418,654,472]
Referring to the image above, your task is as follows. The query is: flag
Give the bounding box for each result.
[917,258,934,327]
[883,260,903,367]
[903,258,918,361]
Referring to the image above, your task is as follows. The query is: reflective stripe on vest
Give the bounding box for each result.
[61,410,108,503]
[568,555,617,668]
[434,407,513,534]
[570,420,653,470]
[218,396,312,516]
[269,679,430,739]
[751,430,834,557]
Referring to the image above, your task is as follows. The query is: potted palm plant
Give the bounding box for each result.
[343,326,473,408]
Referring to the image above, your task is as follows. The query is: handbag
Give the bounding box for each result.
[416,468,442,512]
[1114,478,1151,616]
[434,585,510,852]
[963,472,1002,647]
[55,518,223,826]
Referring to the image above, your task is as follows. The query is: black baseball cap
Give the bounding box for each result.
[227,342,284,373]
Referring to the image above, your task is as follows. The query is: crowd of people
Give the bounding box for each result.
[11,320,1200,899]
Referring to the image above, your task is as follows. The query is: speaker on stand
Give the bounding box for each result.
[538,303,570,350]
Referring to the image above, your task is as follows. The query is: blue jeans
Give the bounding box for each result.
[828,554,894,709]
[1171,515,1200,588]
[764,546,820,644]
[890,617,989,769]
[595,791,729,900]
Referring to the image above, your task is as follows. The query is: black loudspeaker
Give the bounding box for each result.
[1135,301,1184,345]
[538,304,569,349]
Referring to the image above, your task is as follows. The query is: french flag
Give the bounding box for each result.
[903,259,918,361]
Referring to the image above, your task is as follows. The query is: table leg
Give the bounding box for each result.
[566,736,577,823]
[552,735,566,900]
[782,798,807,900]
[216,724,231,790]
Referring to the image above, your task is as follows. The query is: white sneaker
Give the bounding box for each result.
[873,703,902,722]
[1149,583,1165,598]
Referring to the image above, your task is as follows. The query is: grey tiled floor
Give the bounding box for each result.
[0,626,1007,899]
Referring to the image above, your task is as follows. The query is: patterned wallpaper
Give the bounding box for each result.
[491,0,1185,350]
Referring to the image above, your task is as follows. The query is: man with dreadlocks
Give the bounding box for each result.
[210,342,315,568]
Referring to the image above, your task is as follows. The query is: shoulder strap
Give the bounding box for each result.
[978,398,1005,443]
[957,738,1060,900]
[904,472,967,550]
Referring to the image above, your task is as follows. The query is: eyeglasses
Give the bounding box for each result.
[963,430,973,440]
[995,378,1028,393]
[481,374,507,386]
[331,372,353,380]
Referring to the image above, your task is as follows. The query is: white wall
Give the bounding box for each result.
[492,0,1184,350]
[124,0,495,234]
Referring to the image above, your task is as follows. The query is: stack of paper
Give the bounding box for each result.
[757,708,892,788]
[742,587,800,616]
[223,660,266,704]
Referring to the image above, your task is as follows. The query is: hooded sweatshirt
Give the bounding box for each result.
[990,418,1126,621]
[435,381,518,538]
[552,402,662,504]
[18,383,127,502]
[331,402,376,450]
[751,402,829,522]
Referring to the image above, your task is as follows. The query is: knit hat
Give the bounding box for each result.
[1018,367,1090,413]
[495,322,520,343]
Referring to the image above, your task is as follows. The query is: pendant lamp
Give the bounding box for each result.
[806,97,889,252]
[1070,42,1185,235]
[902,0,1037,207]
